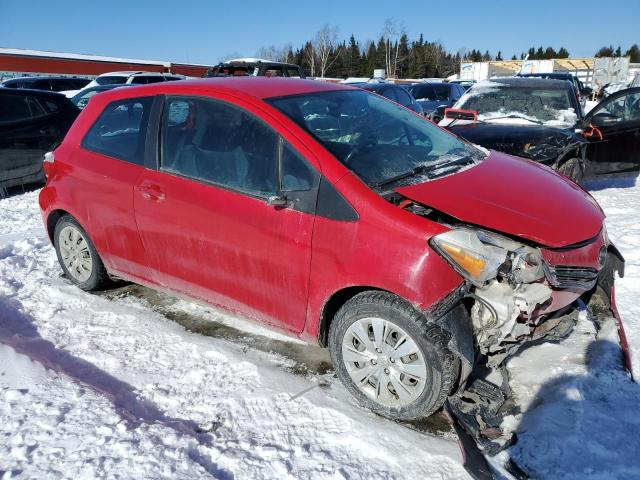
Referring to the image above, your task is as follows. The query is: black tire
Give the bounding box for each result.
[53,215,111,291]
[328,291,458,420]
[558,157,584,184]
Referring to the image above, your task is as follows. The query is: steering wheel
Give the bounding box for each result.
[343,132,377,164]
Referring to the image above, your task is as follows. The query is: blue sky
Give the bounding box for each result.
[2,0,639,65]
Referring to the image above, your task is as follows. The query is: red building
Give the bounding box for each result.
[0,47,211,80]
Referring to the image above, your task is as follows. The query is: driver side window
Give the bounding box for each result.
[596,92,640,122]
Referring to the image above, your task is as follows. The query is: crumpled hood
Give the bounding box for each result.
[396,151,604,248]
[446,124,580,163]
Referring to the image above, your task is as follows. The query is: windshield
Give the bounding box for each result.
[456,83,578,127]
[267,89,484,187]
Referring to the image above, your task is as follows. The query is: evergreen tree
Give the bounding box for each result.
[496,51,503,61]
[557,47,570,58]
[346,35,361,77]
[625,44,640,63]
[595,45,615,57]
[396,34,410,78]
[614,46,622,57]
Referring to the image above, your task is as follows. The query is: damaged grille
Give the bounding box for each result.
[544,264,599,290]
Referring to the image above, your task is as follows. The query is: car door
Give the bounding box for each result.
[77,95,156,279]
[133,95,320,332]
[583,88,640,175]
[0,92,51,186]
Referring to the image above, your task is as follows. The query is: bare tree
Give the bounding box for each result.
[255,45,278,61]
[304,41,316,77]
[382,18,405,78]
[314,24,341,78]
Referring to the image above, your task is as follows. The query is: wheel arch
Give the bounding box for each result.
[317,285,389,347]
[46,208,71,242]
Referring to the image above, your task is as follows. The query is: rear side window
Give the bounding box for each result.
[96,76,128,86]
[82,97,152,165]
[131,76,164,84]
[0,94,32,122]
[0,94,46,123]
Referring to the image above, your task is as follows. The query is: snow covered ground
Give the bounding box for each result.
[1,177,639,479]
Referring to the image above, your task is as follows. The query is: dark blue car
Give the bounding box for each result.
[353,82,423,115]
[404,82,466,122]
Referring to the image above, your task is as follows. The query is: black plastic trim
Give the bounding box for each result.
[315,177,359,221]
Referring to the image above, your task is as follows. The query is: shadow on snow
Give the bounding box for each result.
[0,295,234,479]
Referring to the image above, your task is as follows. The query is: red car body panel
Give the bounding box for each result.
[39,79,466,341]
[396,152,604,248]
[38,78,610,345]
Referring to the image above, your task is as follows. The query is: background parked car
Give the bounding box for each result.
[0,89,79,195]
[83,71,186,90]
[205,58,306,78]
[403,82,465,122]
[517,72,593,108]
[70,84,132,109]
[1,76,90,94]
[448,79,476,91]
[440,78,640,182]
[352,82,423,115]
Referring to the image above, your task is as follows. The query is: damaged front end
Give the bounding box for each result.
[419,219,627,454]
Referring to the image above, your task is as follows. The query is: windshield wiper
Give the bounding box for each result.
[373,156,475,189]
[484,114,543,125]
[374,164,433,189]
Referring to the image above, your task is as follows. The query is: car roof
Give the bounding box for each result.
[482,77,571,89]
[95,77,351,102]
[356,83,396,91]
[222,58,301,68]
[2,76,88,83]
[0,87,71,99]
[409,82,451,88]
[98,71,168,77]
[518,72,573,79]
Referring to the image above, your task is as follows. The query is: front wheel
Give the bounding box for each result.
[558,157,584,184]
[329,291,458,420]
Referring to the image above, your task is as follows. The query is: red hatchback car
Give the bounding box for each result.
[39,78,627,424]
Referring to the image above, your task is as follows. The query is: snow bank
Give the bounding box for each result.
[0,191,469,479]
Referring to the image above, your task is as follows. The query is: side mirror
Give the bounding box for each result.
[444,108,478,121]
[590,111,621,127]
[267,195,289,208]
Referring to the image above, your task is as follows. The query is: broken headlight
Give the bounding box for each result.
[430,228,543,287]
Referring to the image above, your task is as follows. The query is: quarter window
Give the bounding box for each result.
[82,97,152,165]
[161,97,278,197]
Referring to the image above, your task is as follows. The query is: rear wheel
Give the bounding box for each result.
[53,215,110,291]
[558,157,584,184]
[329,291,458,420]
